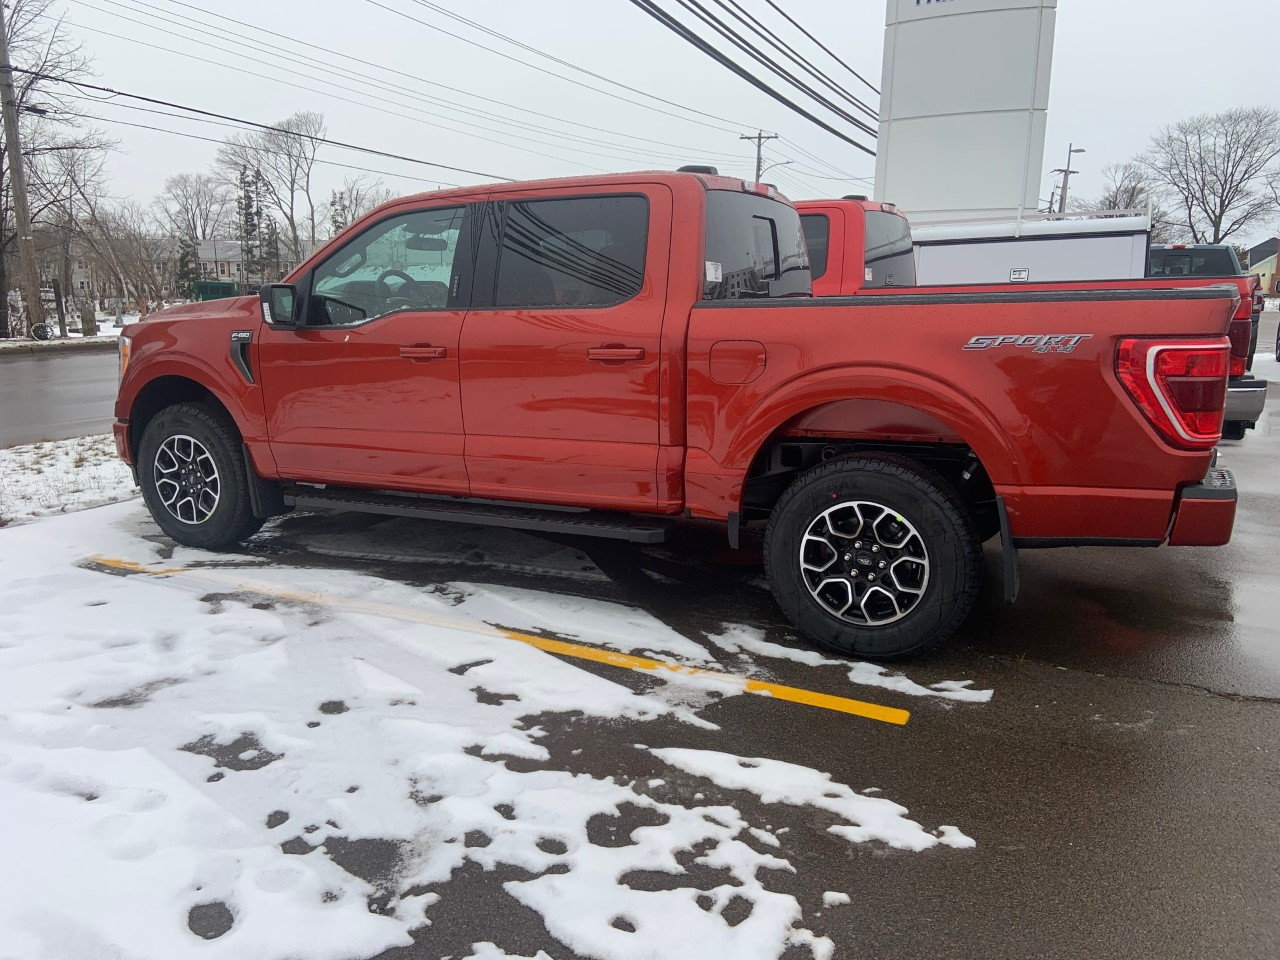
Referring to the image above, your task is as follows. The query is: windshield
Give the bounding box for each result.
[704,190,811,299]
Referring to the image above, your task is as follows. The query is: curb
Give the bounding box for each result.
[0,336,120,360]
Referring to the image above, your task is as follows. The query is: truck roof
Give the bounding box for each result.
[378,170,781,209]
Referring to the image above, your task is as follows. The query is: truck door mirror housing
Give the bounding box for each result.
[261,284,299,327]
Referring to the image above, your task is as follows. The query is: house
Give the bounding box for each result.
[1249,250,1277,297]
[1245,237,1278,269]
[152,238,298,288]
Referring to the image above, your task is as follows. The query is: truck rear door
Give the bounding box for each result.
[458,185,672,510]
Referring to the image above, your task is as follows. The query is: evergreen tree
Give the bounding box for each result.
[262,216,282,281]
[235,165,267,286]
[328,188,350,237]
[175,235,200,299]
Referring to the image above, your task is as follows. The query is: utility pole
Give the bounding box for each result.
[740,129,778,183]
[1053,142,1086,214]
[0,2,46,339]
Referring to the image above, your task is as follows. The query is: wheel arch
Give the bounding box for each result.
[127,373,243,460]
[732,384,1019,541]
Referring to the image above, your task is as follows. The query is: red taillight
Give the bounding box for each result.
[1116,338,1229,449]
[1227,317,1250,376]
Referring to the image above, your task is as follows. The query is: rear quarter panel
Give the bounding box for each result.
[685,288,1235,541]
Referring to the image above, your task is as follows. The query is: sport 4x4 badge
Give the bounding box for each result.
[963,334,1093,354]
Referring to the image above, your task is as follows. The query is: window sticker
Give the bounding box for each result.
[706,261,723,283]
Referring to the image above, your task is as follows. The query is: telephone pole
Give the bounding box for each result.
[740,129,778,183]
[0,1,46,338]
[1053,142,1086,214]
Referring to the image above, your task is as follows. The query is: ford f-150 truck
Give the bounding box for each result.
[114,171,1239,660]
[798,198,1268,439]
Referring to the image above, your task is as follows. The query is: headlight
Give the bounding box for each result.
[118,335,132,385]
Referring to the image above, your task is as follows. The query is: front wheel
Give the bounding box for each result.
[138,402,264,549]
[764,455,981,660]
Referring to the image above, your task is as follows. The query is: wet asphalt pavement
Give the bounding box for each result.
[0,348,118,446]
[233,315,1278,959]
[10,318,1280,958]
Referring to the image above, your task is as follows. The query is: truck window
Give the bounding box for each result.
[310,206,465,326]
[704,190,811,299]
[799,213,830,280]
[863,211,915,287]
[1148,247,1241,277]
[494,195,647,308]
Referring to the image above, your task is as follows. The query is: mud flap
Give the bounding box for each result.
[996,495,1019,604]
[242,444,290,520]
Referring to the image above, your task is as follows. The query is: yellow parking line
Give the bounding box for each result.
[85,554,910,726]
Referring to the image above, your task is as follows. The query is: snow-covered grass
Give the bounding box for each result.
[0,502,983,959]
[0,435,137,525]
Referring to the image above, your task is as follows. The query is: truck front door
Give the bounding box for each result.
[458,188,671,511]
[257,203,476,493]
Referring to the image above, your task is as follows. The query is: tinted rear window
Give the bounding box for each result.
[800,214,830,280]
[1148,247,1240,277]
[864,211,915,287]
[704,191,811,299]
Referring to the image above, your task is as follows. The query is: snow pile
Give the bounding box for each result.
[0,502,980,959]
[0,435,137,524]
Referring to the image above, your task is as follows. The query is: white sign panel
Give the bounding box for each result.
[873,0,1058,224]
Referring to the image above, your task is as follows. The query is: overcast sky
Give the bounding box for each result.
[46,0,1280,240]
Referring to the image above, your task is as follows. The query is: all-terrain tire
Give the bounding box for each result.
[137,401,264,549]
[764,454,981,660]
[1221,421,1248,442]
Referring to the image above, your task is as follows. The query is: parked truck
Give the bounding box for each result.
[114,171,1239,660]
[798,198,1267,440]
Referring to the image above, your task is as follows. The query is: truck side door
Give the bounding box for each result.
[459,186,671,511]
[256,202,476,493]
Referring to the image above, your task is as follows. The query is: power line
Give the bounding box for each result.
[54,6,687,171]
[399,0,753,133]
[365,0,744,136]
[712,0,877,121]
[10,67,516,181]
[761,0,880,96]
[83,0,740,166]
[624,0,876,156]
[671,0,878,136]
[153,0,740,160]
[55,96,459,186]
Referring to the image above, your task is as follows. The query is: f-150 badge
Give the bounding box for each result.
[963,334,1092,354]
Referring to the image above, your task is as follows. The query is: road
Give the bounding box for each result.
[0,348,117,447]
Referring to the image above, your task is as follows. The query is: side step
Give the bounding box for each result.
[281,487,670,543]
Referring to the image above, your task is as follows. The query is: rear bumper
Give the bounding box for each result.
[1168,467,1236,546]
[1225,377,1267,425]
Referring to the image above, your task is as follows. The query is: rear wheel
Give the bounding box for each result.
[138,402,263,549]
[764,455,981,660]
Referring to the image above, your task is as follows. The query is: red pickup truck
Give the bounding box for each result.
[114,171,1238,659]
[797,198,1267,438]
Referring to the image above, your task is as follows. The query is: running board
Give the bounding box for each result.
[281,487,670,543]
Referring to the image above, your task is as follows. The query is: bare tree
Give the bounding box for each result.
[155,173,230,240]
[1141,106,1280,244]
[0,0,108,336]
[325,174,395,237]
[1079,161,1176,243]
[216,111,325,261]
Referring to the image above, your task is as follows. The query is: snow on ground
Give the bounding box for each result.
[706,624,994,703]
[0,435,137,525]
[0,501,983,959]
[1251,348,1279,383]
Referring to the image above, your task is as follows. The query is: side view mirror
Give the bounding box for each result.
[261,284,299,326]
